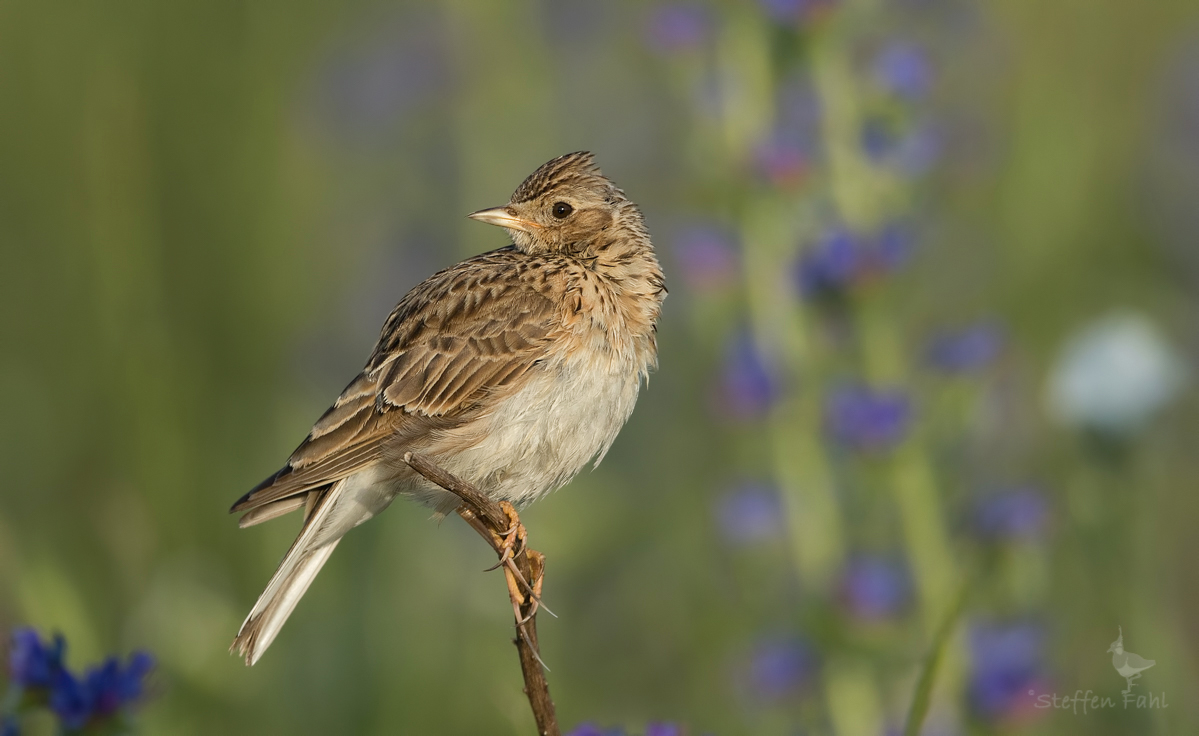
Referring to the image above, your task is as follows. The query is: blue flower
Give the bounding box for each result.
[873,41,933,100]
[5,629,154,732]
[795,225,914,297]
[838,555,910,621]
[973,488,1048,541]
[1,717,18,736]
[8,628,66,689]
[759,0,837,24]
[715,483,783,545]
[968,621,1046,722]
[716,332,779,419]
[89,653,155,719]
[645,4,709,54]
[565,725,682,736]
[563,726,631,736]
[752,132,809,188]
[824,385,912,451]
[49,669,93,730]
[760,0,804,21]
[748,636,817,699]
[796,227,861,295]
[875,223,915,271]
[48,653,155,730]
[926,322,1005,373]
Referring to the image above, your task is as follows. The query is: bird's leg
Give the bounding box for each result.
[494,503,553,620]
[495,501,527,559]
[464,501,549,621]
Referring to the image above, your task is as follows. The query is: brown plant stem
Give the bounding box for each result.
[403,452,560,736]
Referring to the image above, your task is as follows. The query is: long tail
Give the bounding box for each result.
[232,490,341,666]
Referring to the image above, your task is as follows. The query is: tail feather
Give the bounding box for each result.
[232,488,342,666]
[231,540,340,665]
[237,495,307,528]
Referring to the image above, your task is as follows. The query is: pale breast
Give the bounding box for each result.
[436,346,645,508]
[399,254,662,511]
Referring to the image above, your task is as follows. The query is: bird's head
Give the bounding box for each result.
[468,151,648,257]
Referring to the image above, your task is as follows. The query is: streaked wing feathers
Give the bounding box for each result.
[231,250,556,517]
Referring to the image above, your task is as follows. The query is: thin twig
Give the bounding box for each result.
[403,452,560,736]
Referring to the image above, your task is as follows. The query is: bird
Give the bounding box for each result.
[1107,626,1155,694]
[228,152,666,665]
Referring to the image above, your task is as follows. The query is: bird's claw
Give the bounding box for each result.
[485,502,553,625]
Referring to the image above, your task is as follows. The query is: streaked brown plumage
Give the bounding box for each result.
[230,152,665,664]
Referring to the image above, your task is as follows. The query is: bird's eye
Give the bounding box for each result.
[551,202,573,219]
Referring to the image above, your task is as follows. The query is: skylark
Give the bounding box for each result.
[230,152,666,665]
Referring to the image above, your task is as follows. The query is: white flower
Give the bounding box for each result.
[1046,311,1189,435]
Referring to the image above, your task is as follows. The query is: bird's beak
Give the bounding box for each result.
[467,206,540,232]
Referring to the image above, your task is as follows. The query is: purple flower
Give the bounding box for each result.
[926,322,1005,373]
[796,228,861,295]
[968,621,1047,723]
[88,653,155,719]
[49,653,155,729]
[875,223,915,270]
[824,385,912,451]
[49,669,93,730]
[5,629,154,731]
[839,555,910,621]
[973,488,1048,540]
[873,41,933,100]
[795,225,914,297]
[715,483,783,544]
[716,332,779,419]
[759,0,838,24]
[645,4,709,54]
[566,725,682,736]
[9,628,66,689]
[672,225,738,291]
[748,636,817,699]
[752,132,809,187]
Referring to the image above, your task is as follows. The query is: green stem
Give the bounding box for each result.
[902,579,972,736]
[741,193,845,589]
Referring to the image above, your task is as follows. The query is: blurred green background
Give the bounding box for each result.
[2,0,1198,734]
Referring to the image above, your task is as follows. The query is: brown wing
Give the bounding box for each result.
[230,249,557,517]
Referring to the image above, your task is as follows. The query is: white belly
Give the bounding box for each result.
[437,351,643,508]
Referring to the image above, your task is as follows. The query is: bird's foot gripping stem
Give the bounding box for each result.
[486,501,550,625]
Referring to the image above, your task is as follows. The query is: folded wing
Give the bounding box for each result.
[230,249,557,522]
